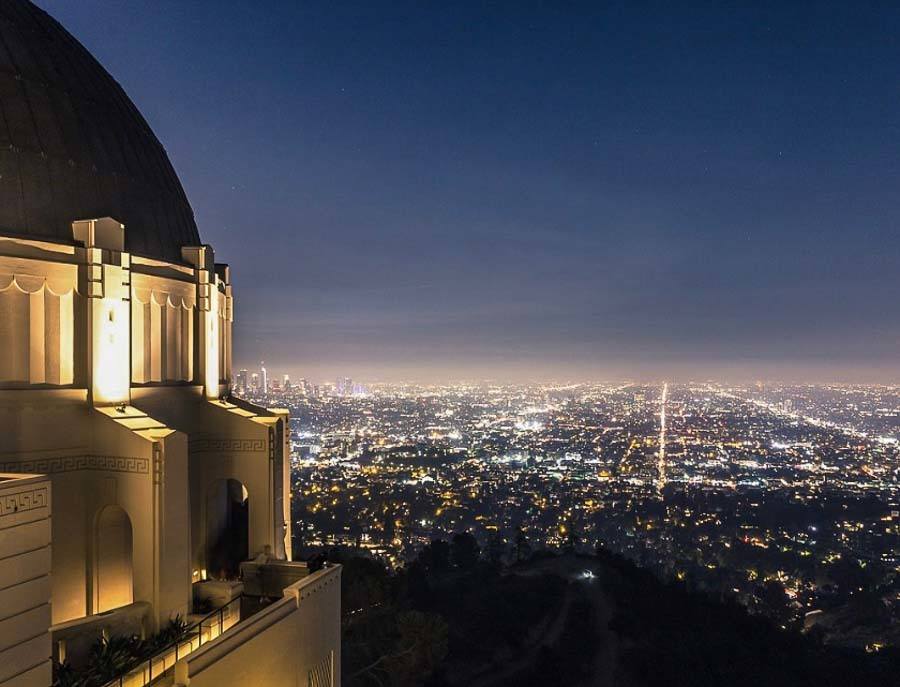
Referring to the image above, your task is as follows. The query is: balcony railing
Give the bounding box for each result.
[103,595,241,687]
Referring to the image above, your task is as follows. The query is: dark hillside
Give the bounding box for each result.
[334,542,900,687]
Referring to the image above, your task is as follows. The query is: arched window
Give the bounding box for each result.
[95,505,133,613]
[206,479,249,580]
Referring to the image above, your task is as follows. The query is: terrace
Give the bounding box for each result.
[55,561,338,687]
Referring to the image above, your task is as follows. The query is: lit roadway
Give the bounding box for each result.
[709,387,898,445]
[658,382,668,492]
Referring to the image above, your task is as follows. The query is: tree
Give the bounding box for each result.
[417,539,451,572]
[347,610,448,687]
[386,611,449,686]
[341,556,390,620]
[563,518,580,551]
[382,502,397,545]
[515,529,532,562]
[757,580,792,626]
[826,555,879,598]
[487,533,507,568]
[451,532,480,570]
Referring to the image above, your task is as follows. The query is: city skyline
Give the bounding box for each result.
[233,356,900,388]
[37,0,900,382]
[231,361,900,387]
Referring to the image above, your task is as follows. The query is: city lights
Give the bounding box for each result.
[237,378,900,651]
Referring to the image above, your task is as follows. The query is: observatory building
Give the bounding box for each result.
[0,2,340,686]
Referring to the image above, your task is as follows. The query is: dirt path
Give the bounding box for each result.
[466,581,576,687]
[468,554,621,687]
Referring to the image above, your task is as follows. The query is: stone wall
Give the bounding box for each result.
[174,565,342,687]
[0,473,52,687]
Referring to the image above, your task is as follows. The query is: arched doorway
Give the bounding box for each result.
[94,505,133,613]
[206,479,249,579]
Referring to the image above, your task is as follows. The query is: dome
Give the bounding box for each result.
[0,1,200,262]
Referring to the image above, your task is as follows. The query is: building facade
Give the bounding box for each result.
[0,3,339,686]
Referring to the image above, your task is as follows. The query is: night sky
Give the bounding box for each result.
[38,1,900,382]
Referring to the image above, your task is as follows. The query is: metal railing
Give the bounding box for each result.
[103,595,242,687]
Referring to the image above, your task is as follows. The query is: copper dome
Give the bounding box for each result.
[0,1,200,262]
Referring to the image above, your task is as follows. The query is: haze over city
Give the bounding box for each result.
[37,0,900,383]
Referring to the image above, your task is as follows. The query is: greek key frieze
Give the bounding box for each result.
[0,486,49,517]
[0,455,150,475]
[188,438,267,453]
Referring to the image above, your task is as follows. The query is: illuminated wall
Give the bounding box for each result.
[205,282,220,398]
[75,219,132,406]
[182,245,229,400]
[175,566,341,687]
[131,274,196,384]
[94,505,134,613]
[0,473,52,687]
[90,293,130,404]
[0,219,328,686]
[0,227,234,399]
[0,270,75,385]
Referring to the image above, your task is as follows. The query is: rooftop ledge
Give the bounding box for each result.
[174,564,342,683]
[0,471,48,485]
[99,564,341,687]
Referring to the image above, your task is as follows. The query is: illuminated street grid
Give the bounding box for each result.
[240,380,900,649]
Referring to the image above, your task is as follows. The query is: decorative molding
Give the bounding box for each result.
[189,439,267,453]
[0,455,149,475]
[131,295,194,384]
[0,280,75,385]
[131,286,196,309]
[308,651,334,687]
[0,272,77,296]
[292,565,341,602]
[0,486,49,517]
[299,571,339,600]
[152,443,164,486]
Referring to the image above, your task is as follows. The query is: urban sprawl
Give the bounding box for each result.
[237,372,900,651]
